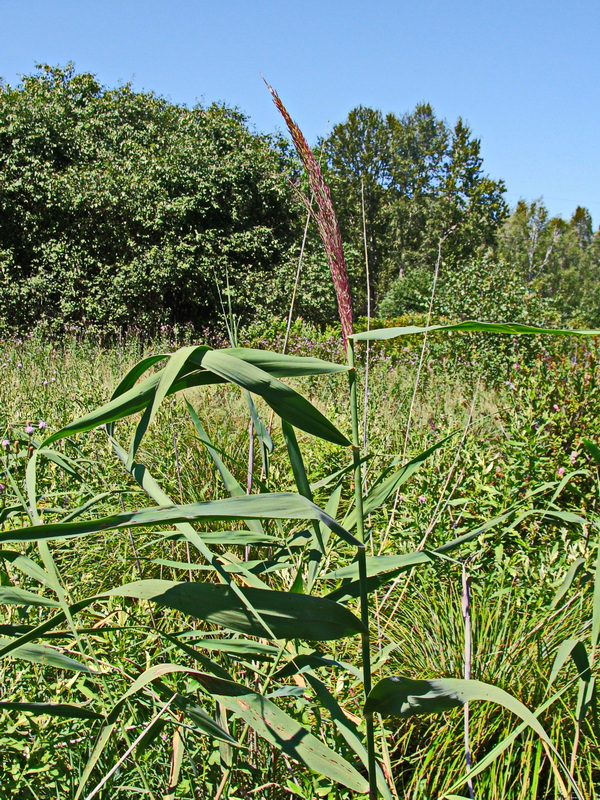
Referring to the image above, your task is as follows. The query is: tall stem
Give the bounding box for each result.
[348,338,378,799]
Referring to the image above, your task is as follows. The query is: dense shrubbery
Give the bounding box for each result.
[0,65,344,335]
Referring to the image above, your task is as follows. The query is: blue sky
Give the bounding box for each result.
[2,0,599,225]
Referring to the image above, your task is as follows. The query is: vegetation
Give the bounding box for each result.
[0,65,599,799]
[321,104,508,306]
[0,64,339,335]
[1,324,599,799]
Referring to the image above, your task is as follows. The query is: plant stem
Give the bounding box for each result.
[348,338,378,799]
[462,559,475,799]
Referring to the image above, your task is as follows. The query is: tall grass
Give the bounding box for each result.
[0,325,599,797]
[1,95,600,799]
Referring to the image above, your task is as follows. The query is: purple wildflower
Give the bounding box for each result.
[418,495,427,504]
[25,424,34,434]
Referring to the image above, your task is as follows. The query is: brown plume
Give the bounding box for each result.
[265,80,354,344]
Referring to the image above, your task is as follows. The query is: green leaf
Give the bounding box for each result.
[0,701,102,720]
[194,672,368,792]
[0,586,59,607]
[351,320,600,342]
[550,558,587,608]
[0,550,54,588]
[1,492,360,548]
[322,550,434,582]
[305,673,393,799]
[0,637,98,673]
[126,344,212,468]
[365,676,584,799]
[201,350,350,447]
[221,348,349,376]
[583,438,600,465]
[548,639,591,688]
[104,580,366,641]
[186,400,265,536]
[282,420,325,589]
[147,529,279,546]
[325,503,582,596]
[176,635,279,659]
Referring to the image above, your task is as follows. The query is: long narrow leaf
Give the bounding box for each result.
[365,676,584,800]
[1,492,360,548]
[104,580,366,641]
[195,671,368,792]
[0,701,102,720]
[352,321,600,342]
[201,350,350,446]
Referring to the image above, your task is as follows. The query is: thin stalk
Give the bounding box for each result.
[347,338,378,800]
[283,204,312,355]
[84,694,176,800]
[383,235,445,539]
[462,559,475,799]
[361,177,371,457]
[172,427,193,581]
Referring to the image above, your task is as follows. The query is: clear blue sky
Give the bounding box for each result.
[2,0,599,226]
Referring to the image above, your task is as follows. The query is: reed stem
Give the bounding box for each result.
[348,337,378,799]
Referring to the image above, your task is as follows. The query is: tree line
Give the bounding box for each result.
[0,64,597,336]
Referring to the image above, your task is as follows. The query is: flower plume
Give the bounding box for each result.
[264,80,353,343]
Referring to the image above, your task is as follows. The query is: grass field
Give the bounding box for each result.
[0,325,598,799]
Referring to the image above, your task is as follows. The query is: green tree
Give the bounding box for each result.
[0,64,317,335]
[498,200,600,324]
[322,104,508,309]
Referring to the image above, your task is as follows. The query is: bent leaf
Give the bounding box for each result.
[365,676,583,800]
[0,587,59,607]
[195,672,368,793]
[201,350,350,446]
[1,492,360,548]
[0,701,102,720]
[0,637,98,673]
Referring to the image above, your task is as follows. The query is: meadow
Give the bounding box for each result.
[0,321,599,799]
[1,73,599,800]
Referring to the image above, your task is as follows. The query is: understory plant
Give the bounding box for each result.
[0,89,599,800]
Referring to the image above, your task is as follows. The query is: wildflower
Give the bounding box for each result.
[557,466,565,477]
[42,379,48,386]
[1,439,9,449]
[38,421,47,429]
[0,483,5,493]
[570,451,578,465]
[17,362,22,369]
[553,404,559,411]
[418,495,427,504]
[25,423,34,434]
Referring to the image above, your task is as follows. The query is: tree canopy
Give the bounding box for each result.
[321,104,508,308]
[0,64,323,334]
[0,66,596,335]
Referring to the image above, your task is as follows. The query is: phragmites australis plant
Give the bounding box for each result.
[0,84,599,800]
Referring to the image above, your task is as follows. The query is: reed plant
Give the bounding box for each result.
[0,91,599,800]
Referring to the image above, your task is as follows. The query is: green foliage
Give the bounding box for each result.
[1,328,600,796]
[322,104,508,307]
[498,200,600,325]
[0,64,317,335]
